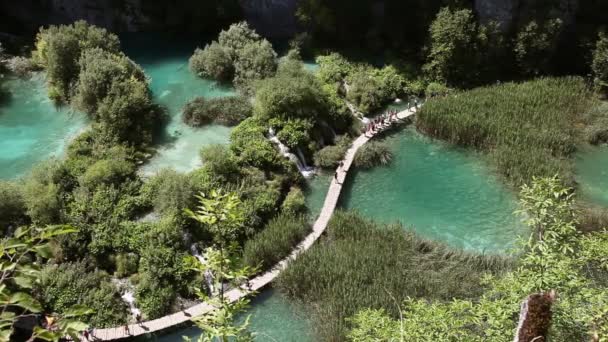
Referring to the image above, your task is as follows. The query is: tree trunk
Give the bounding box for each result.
[513,290,556,342]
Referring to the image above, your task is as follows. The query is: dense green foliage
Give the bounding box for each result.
[35,261,127,327]
[314,135,352,169]
[243,214,310,271]
[417,77,602,187]
[353,141,392,169]
[182,96,252,127]
[33,20,120,102]
[277,211,511,341]
[592,32,608,95]
[190,22,277,92]
[0,181,26,230]
[0,225,91,341]
[348,177,608,341]
[281,186,308,216]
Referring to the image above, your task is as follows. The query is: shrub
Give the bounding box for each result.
[22,160,63,224]
[0,181,26,229]
[425,82,452,98]
[233,40,277,91]
[217,22,262,60]
[281,186,307,215]
[33,20,120,101]
[275,118,314,149]
[114,253,139,278]
[73,48,146,116]
[314,135,352,169]
[423,7,486,87]
[189,42,233,82]
[346,68,384,113]
[34,262,128,327]
[199,144,240,184]
[353,141,393,169]
[276,211,511,341]
[243,214,310,270]
[230,118,284,170]
[514,19,563,76]
[592,32,608,95]
[417,77,597,187]
[182,96,252,127]
[78,158,135,190]
[6,56,35,77]
[141,168,195,215]
[135,274,176,319]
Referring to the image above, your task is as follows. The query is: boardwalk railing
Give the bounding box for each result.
[87,106,418,341]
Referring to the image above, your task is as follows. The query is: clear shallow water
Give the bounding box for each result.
[0,74,88,179]
[321,126,525,252]
[576,145,608,207]
[121,33,236,176]
[153,288,312,342]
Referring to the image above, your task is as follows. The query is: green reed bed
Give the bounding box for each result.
[276,211,512,341]
[417,77,603,187]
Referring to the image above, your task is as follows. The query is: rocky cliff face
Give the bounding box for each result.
[0,0,297,38]
[239,0,299,38]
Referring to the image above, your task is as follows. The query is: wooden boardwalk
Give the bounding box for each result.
[86,106,418,341]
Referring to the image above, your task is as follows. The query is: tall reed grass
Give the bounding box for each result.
[276,211,512,341]
[417,77,603,187]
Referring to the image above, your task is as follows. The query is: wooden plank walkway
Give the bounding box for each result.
[85,106,418,341]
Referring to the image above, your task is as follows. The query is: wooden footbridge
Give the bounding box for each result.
[85,106,418,341]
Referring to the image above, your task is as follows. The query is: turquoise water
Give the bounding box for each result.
[0,74,88,179]
[153,288,312,342]
[576,145,608,207]
[121,34,235,176]
[305,126,525,252]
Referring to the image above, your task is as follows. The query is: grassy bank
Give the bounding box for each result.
[276,210,512,341]
[417,77,604,187]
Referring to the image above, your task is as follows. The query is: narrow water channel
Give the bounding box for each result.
[576,144,608,207]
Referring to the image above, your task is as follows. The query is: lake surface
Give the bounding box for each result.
[121,33,235,176]
[153,288,312,342]
[307,126,525,252]
[0,73,87,180]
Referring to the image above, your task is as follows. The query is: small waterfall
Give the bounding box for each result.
[295,147,308,169]
[121,290,142,319]
[113,278,141,320]
[319,120,336,142]
[268,128,315,178]
[190,243,215,294]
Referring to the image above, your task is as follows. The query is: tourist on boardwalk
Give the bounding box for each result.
[124,324,130,336]
[339,161,344,170]
[83,329,89,341]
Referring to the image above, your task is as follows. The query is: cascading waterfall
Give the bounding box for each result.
[268,128,315,178]
[112,279,142,320]
[190,243,215,295]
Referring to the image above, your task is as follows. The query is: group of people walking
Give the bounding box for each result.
[365,109,400,136]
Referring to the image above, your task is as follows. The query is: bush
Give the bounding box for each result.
[314,135,352,169]
[276,211,511,341]
[281,186,307,215]
[230,118,284,170]
[423,7,487,87]
[182,96,252,127]
[592,32,608,95]
[78,158,135,190]
[22,160,63,224]
[73,48,146,116]
[354,141,393,169]
[199,144,240,184]
[0,181,26,229]
[417,77,598,187]
[217,21,262,60]
[135,274,177,319]
[275,118,314,149]
[6,56,35,77]
[425,82,452,98]
[233,40,277,92]
[114,253,139,278]
[142,168,195,215]
[189,42,233,82]
[34,261,128,327]
[514,19,563,76]
[33,20,120,101]
[346,68,384,113]
[243,214,310,270]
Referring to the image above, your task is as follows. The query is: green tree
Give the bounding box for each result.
[184,190,256,342]
[514,19,563,76]
[0,225,91,341]
[233,40,277,92]
[33,20,120,102]
[423,7,487,87]
[190,42,234,82]
[0,181,26,231]
[592,32,608,95]
[217,22,261,61]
